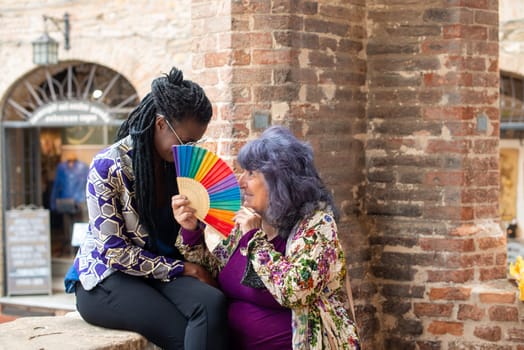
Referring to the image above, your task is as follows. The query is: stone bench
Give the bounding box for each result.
[0,312,160,350]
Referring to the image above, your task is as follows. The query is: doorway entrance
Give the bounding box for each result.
[1,62,139,286]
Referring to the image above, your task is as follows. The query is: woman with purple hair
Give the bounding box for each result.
[173,125,360,350]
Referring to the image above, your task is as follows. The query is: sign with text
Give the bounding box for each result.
[29,100,111,126]
[6,208,52,295]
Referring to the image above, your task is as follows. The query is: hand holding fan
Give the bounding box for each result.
[172,145,241,238]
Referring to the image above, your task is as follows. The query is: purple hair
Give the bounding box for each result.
[237,125,338,238]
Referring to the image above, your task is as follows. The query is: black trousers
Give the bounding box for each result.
[76,272,228,350]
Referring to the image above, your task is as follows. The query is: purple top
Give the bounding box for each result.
[218,230,292,350]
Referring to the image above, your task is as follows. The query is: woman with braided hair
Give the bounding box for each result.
[64,67,228,349]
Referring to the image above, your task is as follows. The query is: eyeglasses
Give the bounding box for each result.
[158,115,207,146]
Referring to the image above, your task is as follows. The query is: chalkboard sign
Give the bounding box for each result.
[5,207,51,295]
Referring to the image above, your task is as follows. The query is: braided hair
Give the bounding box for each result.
[116,67,212,248]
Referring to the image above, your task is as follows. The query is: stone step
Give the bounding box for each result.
[0,312,160,349]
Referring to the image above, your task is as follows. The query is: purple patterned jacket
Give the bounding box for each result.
[74,136,184,290]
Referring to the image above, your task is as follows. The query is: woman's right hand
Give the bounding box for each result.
[183,261,218,288]
[172,195,198,231]
[234,206,262,234]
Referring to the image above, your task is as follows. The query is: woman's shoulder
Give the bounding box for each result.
[302,205,336,228]
[91,136,134,177]
[289,206,337,242]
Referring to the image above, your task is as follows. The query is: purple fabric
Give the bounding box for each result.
[218,230,292,350]
[180,227,204,246]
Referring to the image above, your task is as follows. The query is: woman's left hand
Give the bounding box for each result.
[234,206,262,234]
[172,195,198,230]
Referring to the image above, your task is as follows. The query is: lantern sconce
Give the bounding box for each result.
[32,13,70,66]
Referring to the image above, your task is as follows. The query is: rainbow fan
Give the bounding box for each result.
[172,144,241,238]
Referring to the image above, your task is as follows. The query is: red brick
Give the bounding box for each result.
[473,139,499,154]
[414,303,453,317]
[488,58,498,72]
[423,107,472,121]
[231,50,251,66]
[449,224,481,237]
[464,170,499,187]
[475,206,500,220]
[423,206,474,221]
[488,306,519,322]
[447,0,489,10]
[231,1,270,14]
[427,269,474,283]
[421,40,463,55]
[479,291,517,304]
[474,325,501,341]
[420,238,475,252]
[232,33,272,49]
[472,73,499,87]
[205,51,231,67]
[429,287,472,300]
[426,140,471,154]
[445,56,486,71]
[475,10,498,26]
[509,328,524,343]
[443,24,488,40]
[479,266,508,281]
[460,253,494,268]
[304,18,348,36]
[462,188,499,204]
[424,72,473,87]
[478,236,506,250]
[457,304,485,321]
[425,171,464,186]
[252,49,292,65]
[428,321,464,336]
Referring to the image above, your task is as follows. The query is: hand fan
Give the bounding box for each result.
[172,144,241,238]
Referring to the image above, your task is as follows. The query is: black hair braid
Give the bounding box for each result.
[116,93,159,244]
[114,67,212,252]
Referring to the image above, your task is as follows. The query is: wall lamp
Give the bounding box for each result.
[32,13,70,66]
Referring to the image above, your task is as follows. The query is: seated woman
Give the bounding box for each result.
[173,125,360,350]
[65,67,228,350]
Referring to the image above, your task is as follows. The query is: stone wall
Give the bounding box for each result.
[0,0,193,100]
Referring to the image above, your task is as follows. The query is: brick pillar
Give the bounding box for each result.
[367,1,523,349]
[192,0,376,348]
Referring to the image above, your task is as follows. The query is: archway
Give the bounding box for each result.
[1,61,139,261]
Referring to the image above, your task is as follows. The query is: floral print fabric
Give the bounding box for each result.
[177,209,360,350]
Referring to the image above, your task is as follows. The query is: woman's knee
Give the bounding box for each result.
[204,286,227,316]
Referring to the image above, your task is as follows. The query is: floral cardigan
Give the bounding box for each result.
[177,209,360,350]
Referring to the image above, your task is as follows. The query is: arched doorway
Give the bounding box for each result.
[1,61,139,261]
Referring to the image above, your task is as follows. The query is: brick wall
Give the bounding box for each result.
[367,0,523,349]
[0,0,523,348]
[192,0,375,347]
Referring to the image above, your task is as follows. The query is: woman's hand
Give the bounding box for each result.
[234,206,262,235]
[171,195,198,231]
[183,261,218,288]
